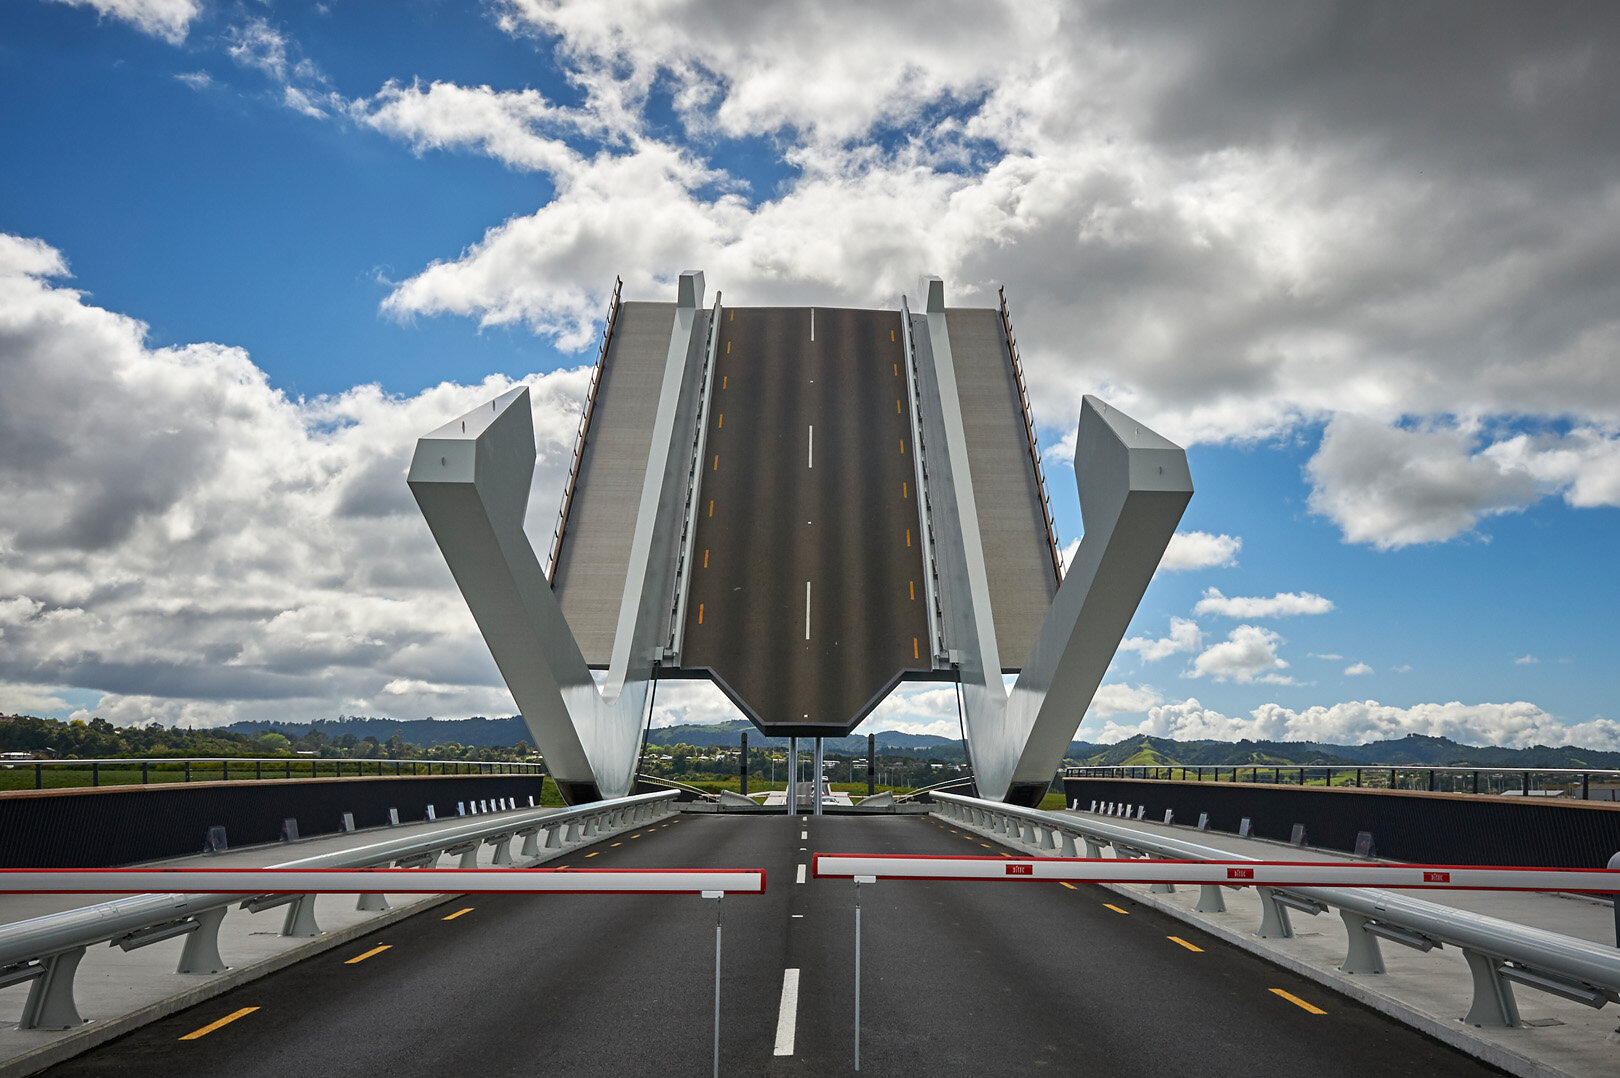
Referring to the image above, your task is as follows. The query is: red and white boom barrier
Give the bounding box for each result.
[813,854,1620,892]
[0,868,767,896]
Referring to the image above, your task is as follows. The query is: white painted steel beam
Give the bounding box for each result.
[0,868,766,896]
[811,855,1620,892]
[410,273,709,801]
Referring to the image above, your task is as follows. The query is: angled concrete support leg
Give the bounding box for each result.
[20,948,86,1030]
[914,290,1192,807]
[177,906,228,974]
[409,273,711,803]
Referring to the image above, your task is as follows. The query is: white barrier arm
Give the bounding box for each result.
[812,854,1620,893]
[0,868,766,896]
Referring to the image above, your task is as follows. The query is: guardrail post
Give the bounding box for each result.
[1084,837,1104,859]
[519,829,542,859]
[356,893,389,912]
[1338,912,1385,975]
[173,907,229,974]
[1462,949,1521,1027]
[282,897,321,938]
[1148,855,1176,894]
[1255,888,1293,939]
[455,843,480,869]
[488,834,515,866]
[1194,885,1227,913]
[1058,831,1078,857]
[20,947,87,1029]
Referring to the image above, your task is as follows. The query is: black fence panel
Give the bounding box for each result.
[0,774,547,868]
[1062,777,1620,869]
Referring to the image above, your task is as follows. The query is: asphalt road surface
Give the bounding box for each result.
[680,306,930,736]
[46,814,1499,1077]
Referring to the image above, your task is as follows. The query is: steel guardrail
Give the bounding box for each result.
[1064,763,1620,800]
[2,755,545,791]
[930,791,1620,1028]
[0,790,678,1029]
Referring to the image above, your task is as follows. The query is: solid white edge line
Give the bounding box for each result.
[774,968,801,1055]
[796,864,807,884]
[805,580,811,639]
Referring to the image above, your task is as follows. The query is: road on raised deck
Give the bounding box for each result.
[679,306,931,736]
[44,814,1498,1077]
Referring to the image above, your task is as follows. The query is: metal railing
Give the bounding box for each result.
[547,276,623,581]
[996,287,1064,582]
[1,756,545,791]
[1064,764,1620,801]
[899,295,946,661]
[0,790,678,1029]
[930,791,1620,1028]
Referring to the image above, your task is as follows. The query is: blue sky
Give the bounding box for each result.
[3,1,1619,750]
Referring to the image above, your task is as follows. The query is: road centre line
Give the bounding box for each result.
[805,581,811,640]
[1270,989,1326,1014]
[774,969,801,1055]
[796,864,807,884]
[808,424,813,468]
[801,831,808,840]
[180,1007,258,1041]
[443,907,474,920]
[345,944,391,965]
[810,308,815,341]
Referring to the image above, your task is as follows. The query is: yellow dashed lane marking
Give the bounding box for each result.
[1060,882,1077,891]
[180,1007,259,1041]
[1270,989,1325,1014]
[1168,936,1203,952]
[443,907,474,921]
[913,637,919,659]
[611,842,622,847]
[712,454,719,471]
[909,580,915,601]
[979,843,993,849]
[722,375,727,389]
[905,529,912,547]
[891,329,895,341]
[896,399,901,414]
[1103,903,1130,915]
[902,481,908,499]
[726,341,731,354]
[708,500,714,517]
[698,603,704,624]
[585,851,599,858]
[717,413,723,429]
[900,438,905,455]
[703,549,709,568]
[893,362,899,376]
[346,944,392,965]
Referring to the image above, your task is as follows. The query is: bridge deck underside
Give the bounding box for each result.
[945,307,1060,671]
[679,307,929,736]
[550,300,678,666]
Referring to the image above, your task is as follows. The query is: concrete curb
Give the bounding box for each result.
[0,805,678,1078]
[939,811,1580,1078]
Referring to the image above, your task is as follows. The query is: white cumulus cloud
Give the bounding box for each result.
[1344,662,1373,676]
[1118,617,1202,663]
[1190,625,1291,684]
[1160,531,1242,572]
[1193,587,1334,618]
[49,0,200,44]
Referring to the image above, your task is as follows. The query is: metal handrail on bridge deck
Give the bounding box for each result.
[996,286,1064,583]
[0,791,679,1030]
[547,275,623,580]
[2,755,546,791]
[927,791,1620,1029]
[1065,763,1620,800]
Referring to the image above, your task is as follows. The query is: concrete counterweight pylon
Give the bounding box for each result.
[408,272,712,803]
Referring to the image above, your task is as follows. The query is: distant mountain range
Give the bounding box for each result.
[224,717,1620,769]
